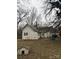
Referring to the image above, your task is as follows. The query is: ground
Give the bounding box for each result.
[17,38,61,59]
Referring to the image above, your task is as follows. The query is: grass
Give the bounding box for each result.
[17,39,61,59]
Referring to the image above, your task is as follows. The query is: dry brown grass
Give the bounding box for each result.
[17,39,61,59]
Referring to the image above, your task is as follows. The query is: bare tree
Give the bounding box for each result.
[26,7,37,25]
[17,7,30,29]
[43,0,61,30]
[43,0,61,17]
[17,6,29,38]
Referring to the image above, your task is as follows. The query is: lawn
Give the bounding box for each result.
[17,39,61,59]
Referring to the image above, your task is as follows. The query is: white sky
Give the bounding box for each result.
[31,0,42,13]
[30,0,46,23]
[18,0,57,26]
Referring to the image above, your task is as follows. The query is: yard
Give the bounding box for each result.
[17,39,61,59]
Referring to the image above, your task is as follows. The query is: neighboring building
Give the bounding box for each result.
[37,27,52,38]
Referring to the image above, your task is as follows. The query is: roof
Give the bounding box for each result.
[22,24,38,32]
[22,24,56,33]
[37,27,51,33]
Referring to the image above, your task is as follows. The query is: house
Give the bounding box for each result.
[22,24,58,40]
[22,24,40,40]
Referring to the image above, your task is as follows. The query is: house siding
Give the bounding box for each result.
[22,26,40,40]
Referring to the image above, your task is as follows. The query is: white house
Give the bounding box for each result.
[22,24,40,40]
[22,24,55,40]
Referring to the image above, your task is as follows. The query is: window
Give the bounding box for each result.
[24,32,28,36]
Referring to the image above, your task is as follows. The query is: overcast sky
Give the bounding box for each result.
[17,0,57,28]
